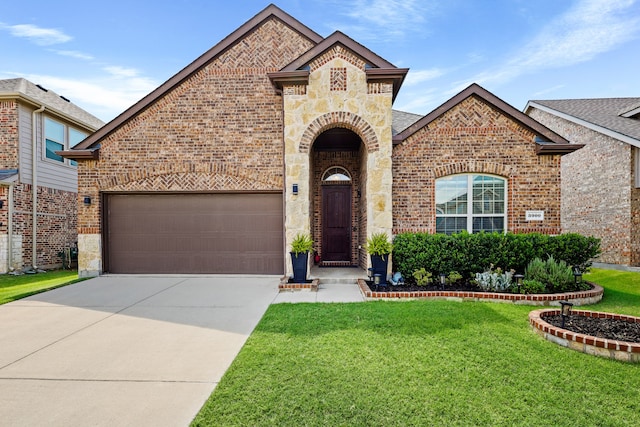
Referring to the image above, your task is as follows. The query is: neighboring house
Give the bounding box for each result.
[526,98,640,267]
[61,5,579,278]
[0,78,104,273]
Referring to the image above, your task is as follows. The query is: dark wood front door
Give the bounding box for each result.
[322,185,352,262]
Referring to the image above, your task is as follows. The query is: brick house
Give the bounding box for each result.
[526,98,640,266]
[62,4,578,278]
[0,78,104,273]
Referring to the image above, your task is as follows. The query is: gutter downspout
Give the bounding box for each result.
[7,182,14,271]
[0,181,14,272]
[32,105,45,270]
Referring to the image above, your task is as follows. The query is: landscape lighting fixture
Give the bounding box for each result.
[573,266,583,285]
[559,301,573,328]
[439,273,446,290]
[514,274,524,293]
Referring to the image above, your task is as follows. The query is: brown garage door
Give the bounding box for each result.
[105,193,283,274]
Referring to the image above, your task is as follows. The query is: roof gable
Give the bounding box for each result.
[395,83,579,155]
[268,31,408,101]
[72,4,323,151]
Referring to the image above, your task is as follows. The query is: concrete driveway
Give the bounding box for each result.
[0,275,280,427]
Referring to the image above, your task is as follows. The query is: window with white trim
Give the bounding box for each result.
[436,174,507,234]
[44,117,87,166]
[322,166,351,182]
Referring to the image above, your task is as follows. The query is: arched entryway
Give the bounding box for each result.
[311,128,366,267]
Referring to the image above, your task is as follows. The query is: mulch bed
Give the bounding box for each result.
[367,281,480,292]
[545,314,640,343]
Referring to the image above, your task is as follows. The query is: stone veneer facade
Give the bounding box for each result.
[281,46,394,273]
[528,108,640,266]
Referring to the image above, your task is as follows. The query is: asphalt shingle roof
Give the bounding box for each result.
[530,98,640,142]
[0,78,104,130]
[392,109,423,136]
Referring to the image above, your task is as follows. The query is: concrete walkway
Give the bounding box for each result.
[0,273,364,426]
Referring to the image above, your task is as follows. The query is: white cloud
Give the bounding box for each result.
[532,85,566,98]
[13,72,158,121]
[2,23,72,45]
[52,50,94,60]
[403,68,446,86]
[330,0,434,39]
[460,0,640,88]
[104,66,141,78]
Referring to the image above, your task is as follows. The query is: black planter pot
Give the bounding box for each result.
[291,252,309,283]
[370,254,389,282]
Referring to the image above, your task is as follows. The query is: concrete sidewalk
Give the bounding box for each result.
[0,275,281,427]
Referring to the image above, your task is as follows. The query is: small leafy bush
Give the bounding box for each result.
[447,271,463,285]
[524,256,586,293]
[412,268,432,286]
[474,266,514,292]
[290,233,313,255]
[366,233,393,258]
[518,279,546,294]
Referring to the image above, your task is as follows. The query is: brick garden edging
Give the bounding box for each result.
[278,278,320,292]
[358,279,603,306]
[529,309,640,363]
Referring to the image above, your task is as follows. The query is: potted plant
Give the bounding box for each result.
[366,232,392,283]
[290,233,313,283]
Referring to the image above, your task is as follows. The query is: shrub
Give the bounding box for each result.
[518,279,546,294]
[290,233,313,255]
[412,268,432,286]
[474,265,514,292]
[366,233,393,258]
[393,232,600,285]
[524,256,582,293]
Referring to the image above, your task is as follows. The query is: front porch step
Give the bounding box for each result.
[309,266,368,285]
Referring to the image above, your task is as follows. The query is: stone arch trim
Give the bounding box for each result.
[299,112,379,154]
[99,162,282,192]
[432,161,513,179]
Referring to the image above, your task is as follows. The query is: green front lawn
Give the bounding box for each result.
[192,268,640,426]
[0,269,81,305]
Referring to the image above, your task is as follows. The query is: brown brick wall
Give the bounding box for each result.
[77,18,316,233]
[528,108,637,266]
[0,100,19,169]
[12,183,77,268]
[392,96,562,235]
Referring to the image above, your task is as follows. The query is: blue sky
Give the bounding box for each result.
[1,0,639,122]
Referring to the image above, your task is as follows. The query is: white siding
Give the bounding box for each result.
[18,104,78,193]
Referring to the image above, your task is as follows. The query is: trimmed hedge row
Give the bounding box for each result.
[392,232,601,282]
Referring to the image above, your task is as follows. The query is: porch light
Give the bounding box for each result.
[439,273,446,290]
[573,266,582,285]
[560,301,573,328]
[83,196,91,205]
[292,184,298,195]
[514,274,524,293]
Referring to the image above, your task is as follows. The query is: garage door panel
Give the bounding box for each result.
[106,194,284,274]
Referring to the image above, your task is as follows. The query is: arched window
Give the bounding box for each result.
[435,174,507,234]
[322,167,351,183]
